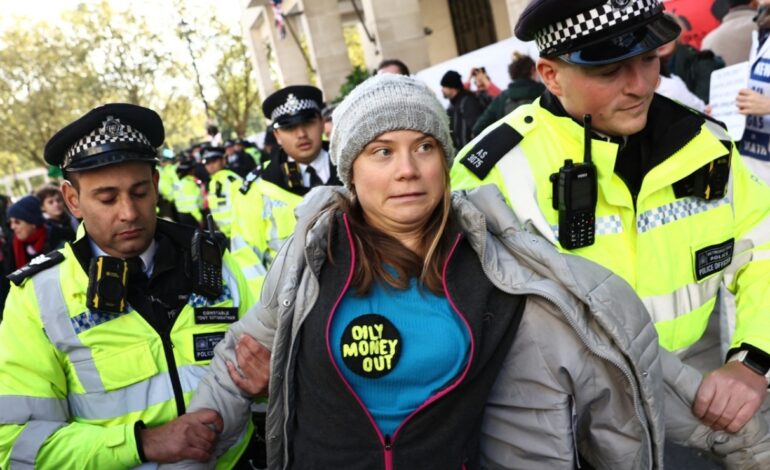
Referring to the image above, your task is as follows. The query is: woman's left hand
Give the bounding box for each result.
[228,334,271,397]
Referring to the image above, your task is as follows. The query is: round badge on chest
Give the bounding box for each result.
[340,314,402,378]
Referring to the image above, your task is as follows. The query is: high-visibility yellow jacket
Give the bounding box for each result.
[158,163,179,202]
[231,177,303,268]
[451,95,770,354]
[207,169,242,238]
[0,229,256,469]
[174,175,204,223]
[229,147,341,297]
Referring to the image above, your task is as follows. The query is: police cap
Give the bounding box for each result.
[515,0,680,65]
[201,146,226,164]
[262,85,323,130]
[176,155,197,173]
[45,103,163,172]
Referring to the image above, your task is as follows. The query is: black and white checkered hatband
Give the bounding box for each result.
[270,93,320,122]
[535,0,662,57]
[63,116,155,169]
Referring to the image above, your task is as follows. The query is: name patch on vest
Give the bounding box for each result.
[694,239,734,281]
[193,332,226,361]
[340,314,402,379]
[459,124,523,180]
[195,307,238,324]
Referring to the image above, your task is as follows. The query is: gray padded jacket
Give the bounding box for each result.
[162,185,770,470]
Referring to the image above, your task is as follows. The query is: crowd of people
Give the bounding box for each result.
[2,0,770,469]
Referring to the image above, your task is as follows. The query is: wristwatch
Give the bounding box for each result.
[728,343,770,386]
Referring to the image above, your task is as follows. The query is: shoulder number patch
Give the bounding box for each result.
[460,124,523,180]
[239,165,262,195]
[8,251,66,286]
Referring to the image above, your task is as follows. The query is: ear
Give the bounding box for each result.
[537,58,563,97]
[273,128,285,148]
[61,181,82,219]
[152,168,160,197]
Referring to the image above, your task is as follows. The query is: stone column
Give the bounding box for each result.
[298,0,352,102]
[361,0,430,73]
[243,7,277,101]
[264,3,312,86]
[506,0,530,35]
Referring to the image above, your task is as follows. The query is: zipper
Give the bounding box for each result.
[132,302,186,416]
[483,224,654,467]
[322,222,474,470]
[384,435,393,470]
[160,328,186,416]
[321,215,392,466]
[384,233,475,465]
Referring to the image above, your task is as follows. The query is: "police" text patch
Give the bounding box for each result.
[193,332,226,361]
[694,239,734,281]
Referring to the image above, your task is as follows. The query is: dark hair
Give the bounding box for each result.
[323,155,453,296]
[64,171,80,191]
[509,52,536,80]
[377,59,410,76]
[34,184,62,202]
[728,0,751,7]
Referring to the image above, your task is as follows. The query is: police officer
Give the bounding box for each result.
[0,104,260,468]
[224,139,257,179]
[157,148,179,220]
[230,85,342,286]
[451,0,770,436]
[174,154,205,229]
[202,146,241,238]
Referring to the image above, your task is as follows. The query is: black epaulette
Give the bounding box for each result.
[239,165,262,195]
[459,123,523,180]
[7,250,65,286]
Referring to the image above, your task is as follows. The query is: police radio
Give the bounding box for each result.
[191,214,223,298]
[86,257,129,313]
[550,114,598,249]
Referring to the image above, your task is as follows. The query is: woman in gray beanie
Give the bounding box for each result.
[165,74,770,470]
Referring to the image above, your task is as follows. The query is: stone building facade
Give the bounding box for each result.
[241,0,530,102]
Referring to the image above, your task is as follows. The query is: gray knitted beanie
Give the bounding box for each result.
[330,73,455,189]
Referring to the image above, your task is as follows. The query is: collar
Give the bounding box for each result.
[289,149,331,186]
[88,237,157,277]
[262,142,340,194]
[538,90,704,160]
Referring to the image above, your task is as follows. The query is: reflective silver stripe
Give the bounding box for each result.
[641,275,722,323]
[241,262,267,280]
[222,263,241,308]
[68,365,208,420]
[550,214,624,240]
[231,235,264,261]
[498,145,559,244]
[262,194,282,260]
[34,266,105,392]
[10,420,66,469]
[0,396,68,424]
[704,119,732,142]
[637,197,729,233]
